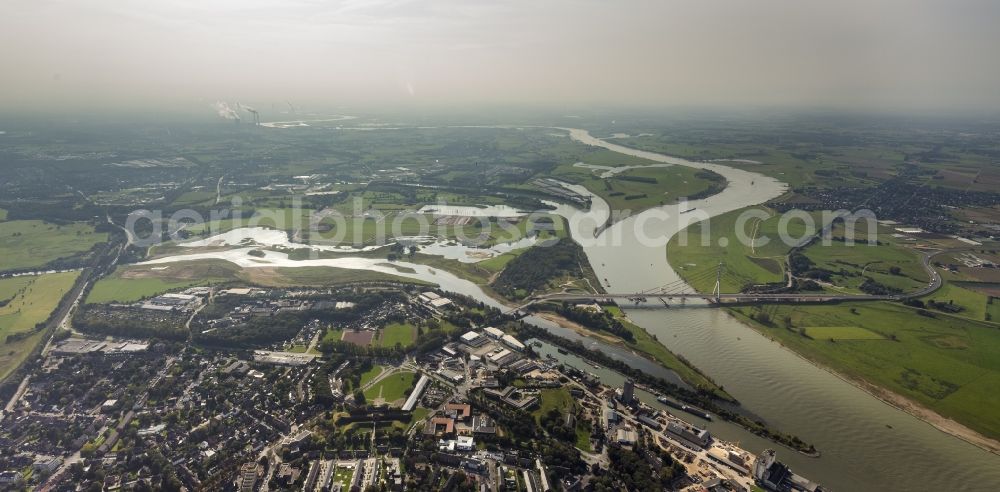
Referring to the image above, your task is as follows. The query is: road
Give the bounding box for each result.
[523,246,947,311]
[3,233,129,421]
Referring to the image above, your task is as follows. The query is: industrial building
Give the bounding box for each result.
[501,334,526,351]
[666,421,712,448]
[484,326,505,339]
[460,331,487,348]
[753,449,825,491]
[621,379,635,404]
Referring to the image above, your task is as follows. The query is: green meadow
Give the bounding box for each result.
[363,371,416,404]
[551,163,722,215]
[0,220,108,271]
[0,272,80,380]
[377,322,417,348]
[803,326,885,340]
[667,206,810,292]
[733,301,1000,440]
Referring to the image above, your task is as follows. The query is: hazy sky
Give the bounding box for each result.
[2,0,999,113]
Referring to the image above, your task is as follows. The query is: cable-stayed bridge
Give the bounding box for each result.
[513,256,941,311]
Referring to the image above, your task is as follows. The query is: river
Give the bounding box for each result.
[559,128,1000,491]
[142,126,1000,490]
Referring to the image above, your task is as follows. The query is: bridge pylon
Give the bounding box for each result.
[711,262,724,303]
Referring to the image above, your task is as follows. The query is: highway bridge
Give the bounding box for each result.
[516,248,943,311]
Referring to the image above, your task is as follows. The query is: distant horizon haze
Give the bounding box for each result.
[2,0,999,115]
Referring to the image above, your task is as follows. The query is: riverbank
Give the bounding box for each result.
[729,307,1000,455]
[723,300,1000,454]
[515,323,819,456]
[530,307,731,399]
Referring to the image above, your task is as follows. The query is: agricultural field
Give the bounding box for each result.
[668,206,933,295]
[182,207,313,235]
[170,190,218,207]
[0,276,34,302]
[616,117,1000,194]
[0,271,80,380]
[0,220,108,271]
[363,371,416,404]
[624,137,891,190]
[732,301,1000,440]
[475,249,526,273]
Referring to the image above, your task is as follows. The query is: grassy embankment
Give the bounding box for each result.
[0,271,80,380]
[0,220,108,271]
[602,305,725,396]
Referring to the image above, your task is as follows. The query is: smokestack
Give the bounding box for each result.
[241,105,261,126]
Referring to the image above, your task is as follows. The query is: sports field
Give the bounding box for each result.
[377,322,416,348]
